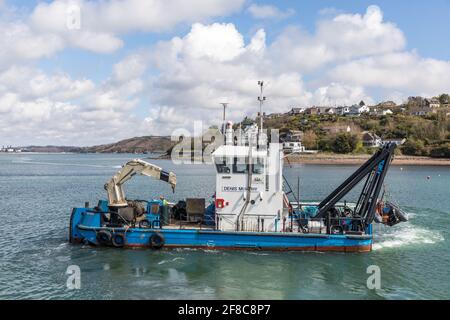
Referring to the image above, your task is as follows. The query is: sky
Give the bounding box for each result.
[0,0,449,146]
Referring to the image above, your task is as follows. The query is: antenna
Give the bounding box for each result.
[257,81,266,133]
[220,102,228,134]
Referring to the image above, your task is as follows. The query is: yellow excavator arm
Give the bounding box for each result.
[104,159,176,207]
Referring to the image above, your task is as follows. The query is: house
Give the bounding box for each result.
[336,106,350,115]
[377,101,397,109]
[317,107,335,115]
[305,107,319,115]
[408,107,437,116]
[378,109,393,116]
[1,145,20,153]
[382,138,406,146]
[287,107,306,115]
[265,113,282,119]
[423,98,440,109]
[348,104,370,115]
[362,132,382,148]
[280,130,303,142]
[282,141,305,153]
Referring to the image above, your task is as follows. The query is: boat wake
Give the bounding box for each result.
[373,223,444,250]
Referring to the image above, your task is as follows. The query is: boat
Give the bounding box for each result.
[69,83,407,253]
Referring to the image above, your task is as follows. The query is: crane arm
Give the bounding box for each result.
[314,143,396,226]
[105,159,176,207]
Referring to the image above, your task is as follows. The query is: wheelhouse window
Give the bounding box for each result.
[233,157,248,174]
[252,158,264,174]
[215,158,231,174]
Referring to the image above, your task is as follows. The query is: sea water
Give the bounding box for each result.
[0,153,448,299]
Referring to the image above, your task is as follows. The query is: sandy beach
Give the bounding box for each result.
[285,154,450,166]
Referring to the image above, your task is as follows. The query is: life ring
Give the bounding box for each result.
[149,233,165,249]
[112,233,125,247]
[96,230,112,246]
[330,225,344,235]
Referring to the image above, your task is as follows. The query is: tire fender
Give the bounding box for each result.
[96,230,112,246]
[112,233,126,247]
[149,232,165,249]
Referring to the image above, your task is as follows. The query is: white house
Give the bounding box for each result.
[348,104,370,115]
[362,132,382,148]
[336,106,350,115]
[423,98,440,109]
[382,138,406,146]
[282,141,305,153]
[287,107,306,115]
[379,109,393,116]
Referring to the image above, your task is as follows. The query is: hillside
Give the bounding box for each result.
[82,135,175,153]
[21,146,83,153]
[258,110,450,158]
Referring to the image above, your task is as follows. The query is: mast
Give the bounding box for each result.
[257,81,266,149]
[220,102,228,134]
[257,81,266,134]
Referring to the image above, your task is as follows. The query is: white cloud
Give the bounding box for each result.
[1,4,450,145]
[328,52,450,97]
[183,23,246,62]
[0,21,65,68]
[112,53,149,83]
[269,5,406,72]
[0,53,151,145]
[0,0,245,68]
[313,83,374,106]
[29,0,245,35]
[247,4,294,19]
[144,23,312,134]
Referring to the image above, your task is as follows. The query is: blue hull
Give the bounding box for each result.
[70,208,373,253]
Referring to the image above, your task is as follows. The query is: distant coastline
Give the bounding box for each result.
[2,150,449,166]
[285,154,450,166]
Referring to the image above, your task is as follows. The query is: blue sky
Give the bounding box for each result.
[33,0,450,79]
[0,0,449,146]
[29,0,450,81]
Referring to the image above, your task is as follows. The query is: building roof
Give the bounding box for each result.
[362,132,381,141]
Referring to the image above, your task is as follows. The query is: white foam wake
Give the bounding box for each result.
[372,224,444,251]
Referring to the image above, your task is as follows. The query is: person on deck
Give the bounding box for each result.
[160,195,168,206]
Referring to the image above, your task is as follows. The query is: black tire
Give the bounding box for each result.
[149,233,165,249]
[139,219,151,228]
[96,230,112,246]
[112,233,125,247]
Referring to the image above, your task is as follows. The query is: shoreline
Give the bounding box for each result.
[3,152,449,166]
[285,154,450,166]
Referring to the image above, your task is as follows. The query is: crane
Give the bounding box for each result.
[314,143,398,228]
[104,159,176,207]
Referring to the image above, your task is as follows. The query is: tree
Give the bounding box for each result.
[430,143,450,158]
[332,133,359,154]
[359,100,366,107]
[401,139,426,156]
[302,130,318,150]
[438,93,450,105]
[406,96,424,109]
[318,137,333,152]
